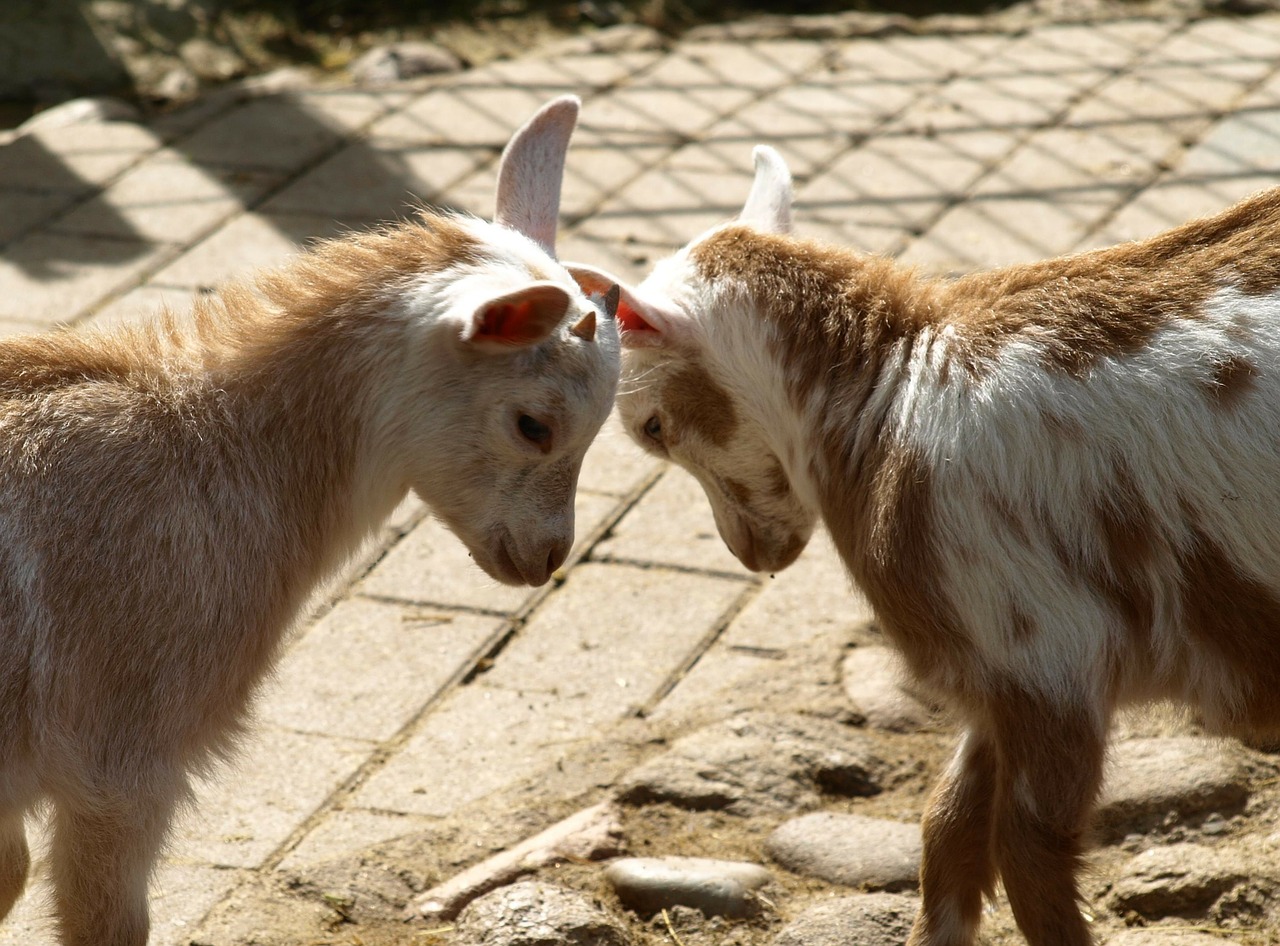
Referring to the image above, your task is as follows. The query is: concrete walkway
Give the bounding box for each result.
[2,8,1280,943]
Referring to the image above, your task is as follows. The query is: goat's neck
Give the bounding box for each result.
[695,229,943,519]
[207,296,409,605]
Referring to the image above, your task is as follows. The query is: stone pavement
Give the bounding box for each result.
[3,7,1280,944]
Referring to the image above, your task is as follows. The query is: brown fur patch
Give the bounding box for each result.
[1178,521,1280,731]
[722,477,752,505]
[1202,354,1258,410]
[1009,603,1036,643]
[1093,465,1159,648]
[663,360,738,448]
[942,187,1280,376]
[764,459,791,498]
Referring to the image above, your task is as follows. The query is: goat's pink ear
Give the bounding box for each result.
[494,96,580,257]
[463,282,571,350]
[740,145,793,234]
[565,263,674,348]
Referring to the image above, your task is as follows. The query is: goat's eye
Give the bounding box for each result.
[642,415,662,442]
[517,414,552,447]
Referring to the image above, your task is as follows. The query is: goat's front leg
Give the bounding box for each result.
[48,789,177,946]
[908,729,998,946]
[0,810,29,921]
[988,691,1106,946]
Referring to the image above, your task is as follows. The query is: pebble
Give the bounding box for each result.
[604,856,771,918]
[771,892,919,946]
[1096,737,1252,840]
[618,712,893,815]
[766,812,921,890]
[841,646,934,732]
[1106,842,1249,918]
[350,41,464,84]
[454,880,632,946]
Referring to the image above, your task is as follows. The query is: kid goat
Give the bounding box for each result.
[0,95,618,945]
[570,147,1280,946]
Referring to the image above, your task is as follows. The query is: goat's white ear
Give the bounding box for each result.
[739,145,792,234]
[566,262,681,350]
[494,95,581,257]
[461,282,571,351]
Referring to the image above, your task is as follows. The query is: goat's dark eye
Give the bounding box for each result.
[642,415,662,442]
[518,414,552,446]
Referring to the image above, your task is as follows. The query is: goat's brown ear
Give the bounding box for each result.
[462,282,571,351]
[494,96,580,257]
[740,145,792,234]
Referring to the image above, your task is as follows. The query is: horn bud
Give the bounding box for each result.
[570,310,597,342]
[603,284,620,320]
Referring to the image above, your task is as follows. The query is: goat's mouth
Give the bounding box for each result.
[470,536,527,586]
[720,514,809,574]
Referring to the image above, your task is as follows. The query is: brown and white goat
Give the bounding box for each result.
[0,96,618,945]
[571,147,1280,946]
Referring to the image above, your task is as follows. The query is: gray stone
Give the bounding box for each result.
[617,712,895,815]
[1107,843,1249,918]
[771,893,919,946]
[350,42,463,85]
[766,812,921,891]
[454,881,631,946]
[1097,737,1253,840]
[841,647,934,733]
[604,856,771,919]
[179,36,246,82]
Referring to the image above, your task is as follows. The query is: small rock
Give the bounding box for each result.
[454,881,631,946]
[350,42,464,84]
[771,893,919,946]
[605,856,770,919]
[1097,737,1253,840]
[239,66,313,95]
[18,97,140,133]
[766,812,921,890]
[841,647,934,732]
[153,65,199,103]
[180,36,247,82]
[618,712,894,815]
[1107,842,1249,918]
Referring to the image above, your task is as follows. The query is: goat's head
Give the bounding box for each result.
[568,147,816,574]
[394,96,620,586]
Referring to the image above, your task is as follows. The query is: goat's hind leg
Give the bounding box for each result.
[989,692,1106,946]
[0,810,29,921]
[908,729,998,946]
[48,788,178,946]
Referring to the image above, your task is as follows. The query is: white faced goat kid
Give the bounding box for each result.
[0,95,619,946]
[570,146,1280,946]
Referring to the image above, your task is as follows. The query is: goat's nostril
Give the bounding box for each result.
[546,543,569,577]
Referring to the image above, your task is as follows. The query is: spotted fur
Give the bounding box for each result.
[0,96,619,946]
[569,146,1280,946]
